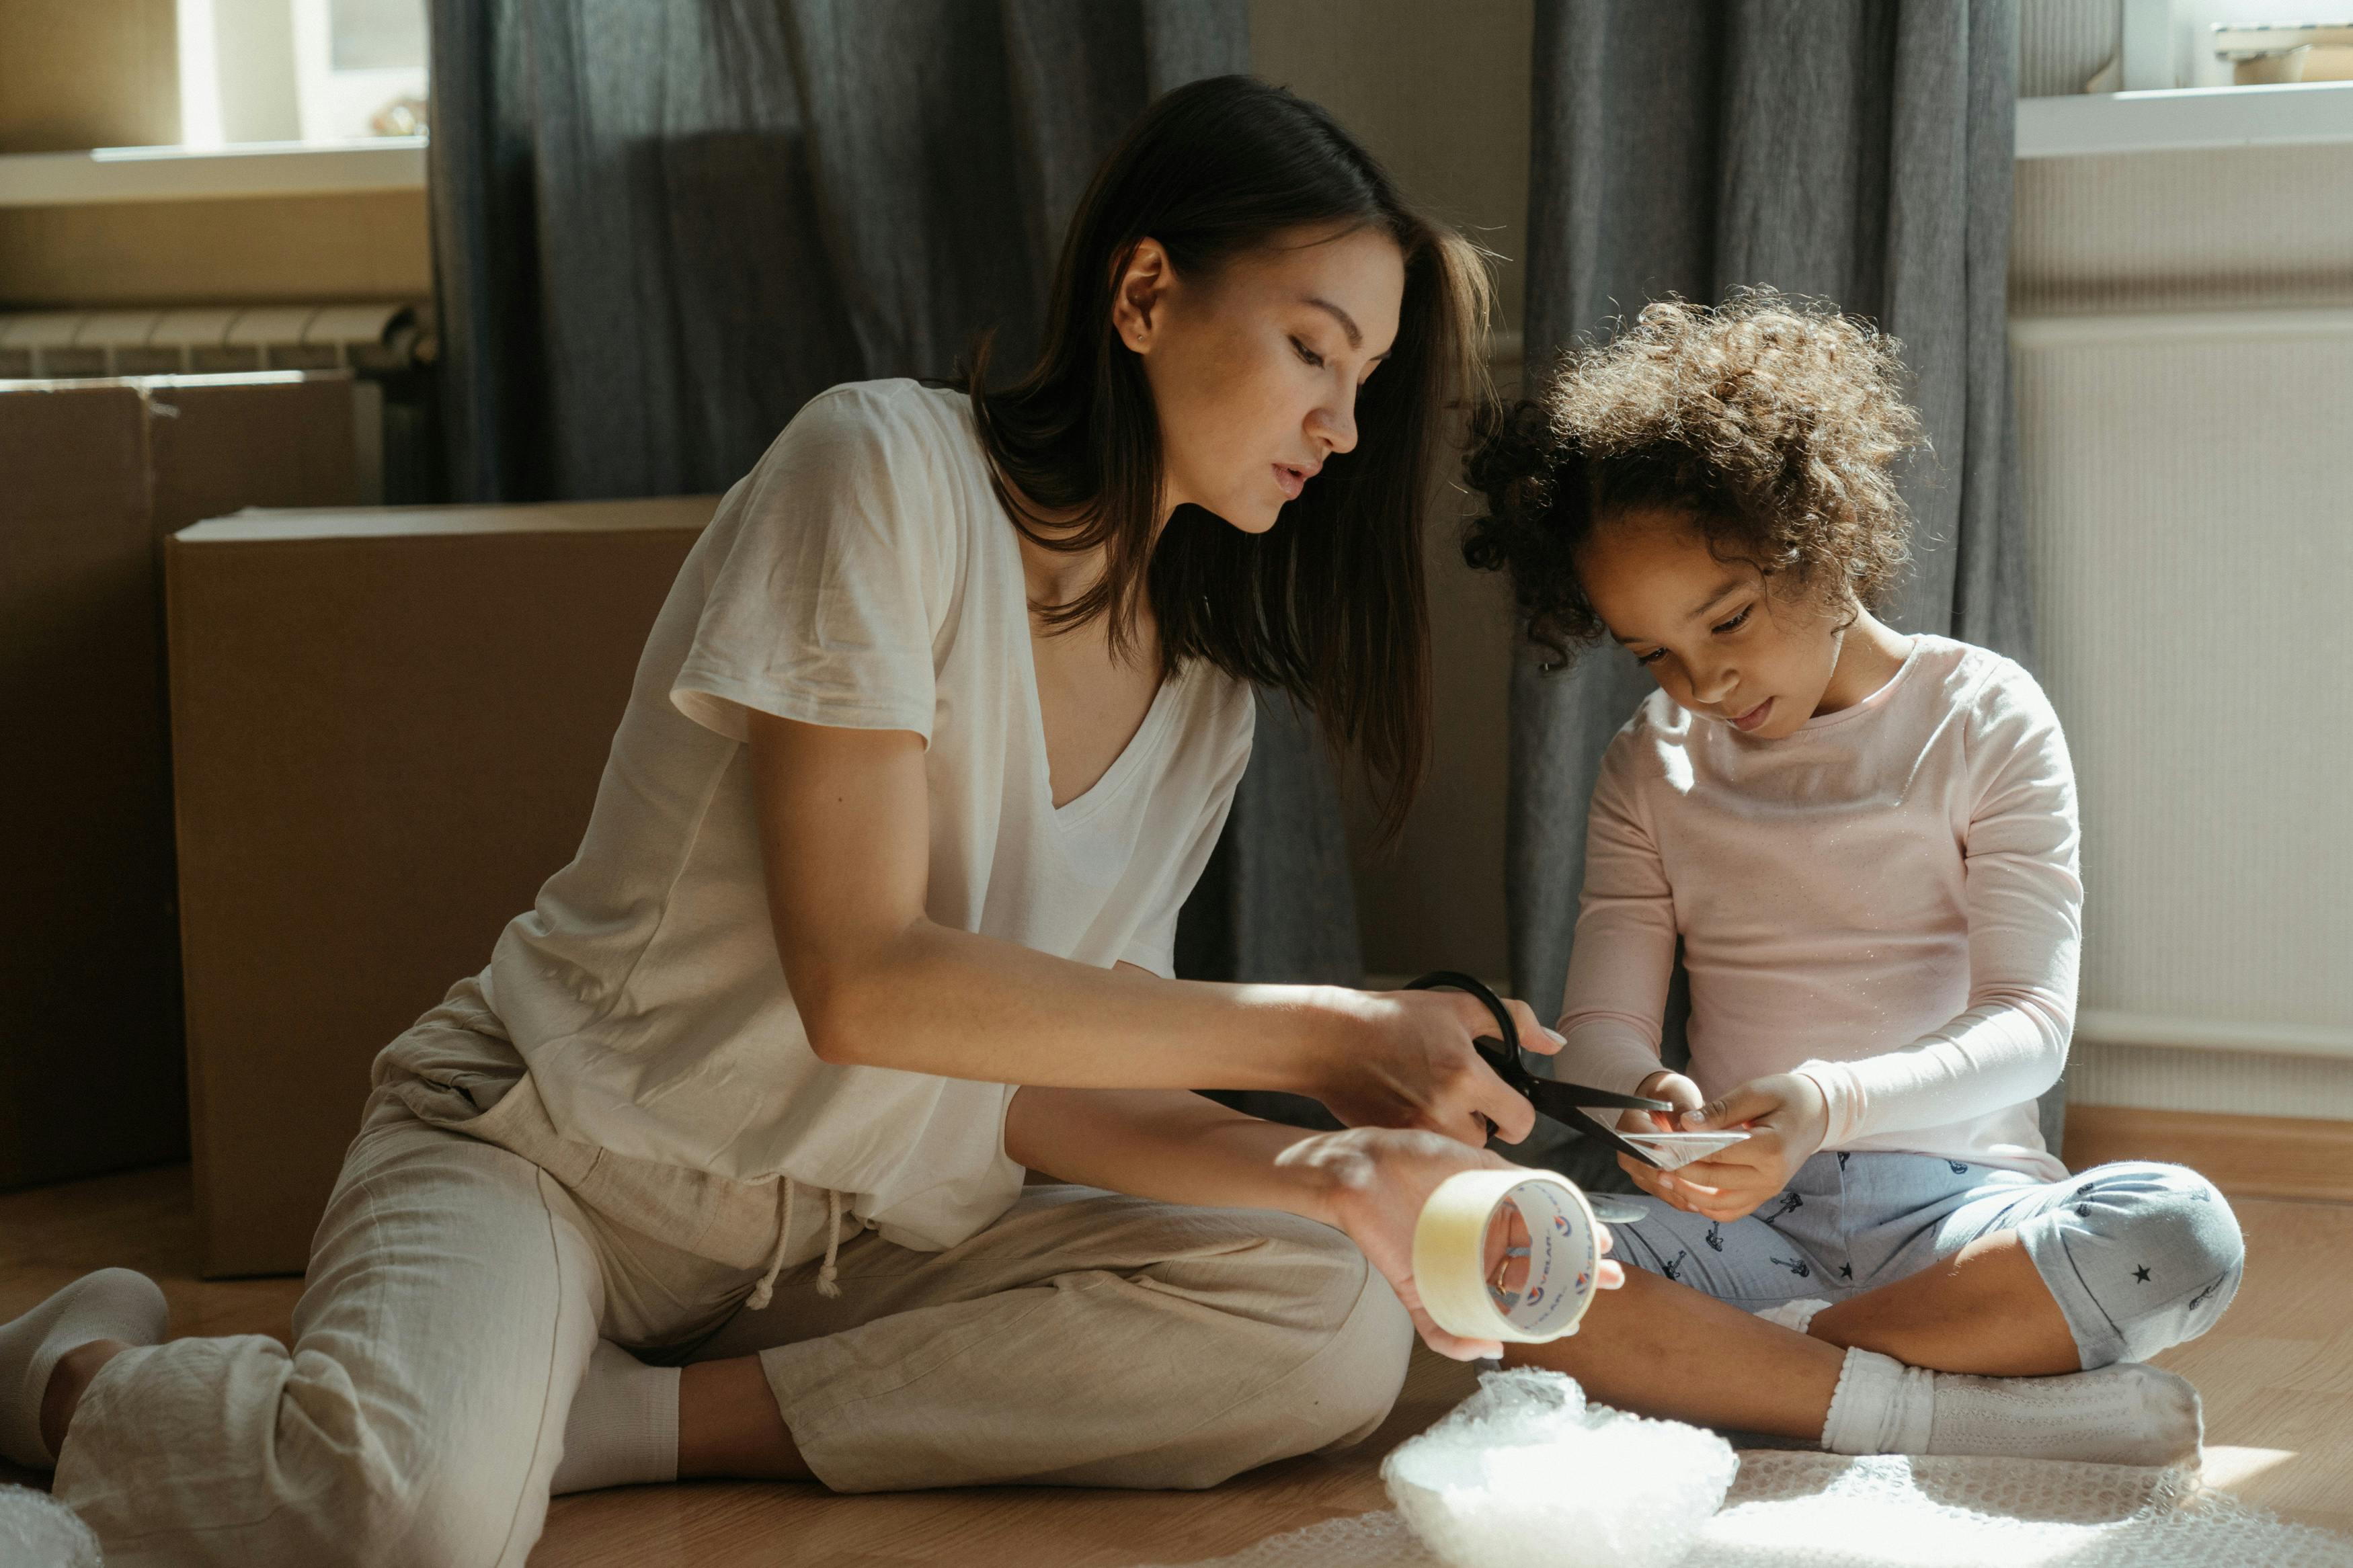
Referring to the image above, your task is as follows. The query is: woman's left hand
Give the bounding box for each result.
[1628,1072,1831,1224]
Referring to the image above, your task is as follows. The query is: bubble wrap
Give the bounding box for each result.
[1381,1369,1736,1568]
[1141,1372,2353,1568]
[0,1483,102,1567]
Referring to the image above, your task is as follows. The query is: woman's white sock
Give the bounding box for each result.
[0,1268,170,1468]
[550,1339,681,1495]
[1819,1346,2203,1467]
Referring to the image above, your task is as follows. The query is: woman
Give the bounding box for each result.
[2,77,1599,1565]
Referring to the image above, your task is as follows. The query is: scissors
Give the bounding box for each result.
[1405,970,1675,1225]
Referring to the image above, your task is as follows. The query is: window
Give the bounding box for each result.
[177,0,428,147]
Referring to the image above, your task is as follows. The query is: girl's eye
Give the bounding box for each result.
[1634,648,1667,666]
[1712,606,1753,635]
[1290,336,1326,369]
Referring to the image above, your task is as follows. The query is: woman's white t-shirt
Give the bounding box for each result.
[477,379,1257,1251]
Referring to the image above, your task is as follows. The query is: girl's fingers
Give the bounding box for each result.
[1596,1260,1626,1289]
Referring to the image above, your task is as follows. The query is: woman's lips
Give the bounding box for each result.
[1273,462,1310,501]
[1730,697,1774,732]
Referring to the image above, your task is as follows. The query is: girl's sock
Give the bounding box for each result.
[0,1268,170,1468]
[1819,1347,2203,1467]
[551,1339,681,1495]
[1754,1296,1833,1333]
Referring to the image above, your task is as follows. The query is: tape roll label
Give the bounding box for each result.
[1412,1169,1602,1345]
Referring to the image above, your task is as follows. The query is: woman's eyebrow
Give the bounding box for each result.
[1303,296,1363,349]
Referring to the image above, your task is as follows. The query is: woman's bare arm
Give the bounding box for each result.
[748,710,1548,1141]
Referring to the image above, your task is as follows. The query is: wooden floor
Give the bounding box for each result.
[5,1160,2351,1563]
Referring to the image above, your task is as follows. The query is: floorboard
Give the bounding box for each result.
[3,1163,2348,1563]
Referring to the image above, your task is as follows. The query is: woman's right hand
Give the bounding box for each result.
[1307,987,1563,1148]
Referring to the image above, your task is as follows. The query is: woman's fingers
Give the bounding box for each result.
[1505,998,1562,1056]
[1596,1260,1626,1289]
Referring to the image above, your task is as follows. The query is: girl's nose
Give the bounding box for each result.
[1689,665,1737,705]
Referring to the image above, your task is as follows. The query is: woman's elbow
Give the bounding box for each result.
[791,968,883,1065]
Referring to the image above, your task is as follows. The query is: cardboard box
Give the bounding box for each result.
[167,497,716,1276]
[0,374,365,1191]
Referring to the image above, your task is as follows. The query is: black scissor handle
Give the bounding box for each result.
[1402,970,1671,1169]
[1401,970,1531,1096]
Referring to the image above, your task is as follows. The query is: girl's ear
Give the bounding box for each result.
[1111,239,1172,353]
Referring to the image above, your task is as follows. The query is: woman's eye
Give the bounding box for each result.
[1634,648,1667,666]
[1712,606,1752,635]
[1290,336,1326,369]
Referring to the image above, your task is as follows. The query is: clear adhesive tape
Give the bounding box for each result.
[1412,1168,1602,1345]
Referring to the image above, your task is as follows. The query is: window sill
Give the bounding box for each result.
[2017,80,2353,157]
[0,137,426,210]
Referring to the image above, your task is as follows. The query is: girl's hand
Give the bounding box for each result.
[1312,988,1564,1149]
[1614,1069,1706,1211]
[1634,1072,1830,1224]
[1277,1128,1623,1361]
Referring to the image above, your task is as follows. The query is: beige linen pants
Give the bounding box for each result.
[51,991,1413,1568]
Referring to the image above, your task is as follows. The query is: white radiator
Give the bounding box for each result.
[2013,308,2353,1108]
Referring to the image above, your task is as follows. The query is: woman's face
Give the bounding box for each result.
[1574,509,1847,741]
[1115,222,1405,534]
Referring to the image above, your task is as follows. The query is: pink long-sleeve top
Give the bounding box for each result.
[1557,634,2078,1182]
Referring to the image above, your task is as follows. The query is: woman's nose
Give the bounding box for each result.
[1310,390,1359,456]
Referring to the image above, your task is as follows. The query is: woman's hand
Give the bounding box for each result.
[1626,1071,1829,1224]
[1613,1068,1705,1209]
[1308,988,1563,1149]
[1279,1127,1624,1361]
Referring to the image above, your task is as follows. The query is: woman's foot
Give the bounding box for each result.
[1,1269,169,1467]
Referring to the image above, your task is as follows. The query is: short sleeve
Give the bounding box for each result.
[672,385,956,744]
[1115,690,1257,979]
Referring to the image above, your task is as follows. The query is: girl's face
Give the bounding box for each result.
[1114,222,1404,534]
[1574,509,1849,741]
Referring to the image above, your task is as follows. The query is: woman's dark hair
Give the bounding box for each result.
[1462,288,1922,669]
[964,74,1492,839]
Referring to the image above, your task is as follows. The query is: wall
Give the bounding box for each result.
[2012,138,2353,1117]
[0,192,432,308]
[1252,0,1533,986]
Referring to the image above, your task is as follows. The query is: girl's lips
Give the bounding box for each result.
[1273,463,1306,501]
[1731,697,1774,732]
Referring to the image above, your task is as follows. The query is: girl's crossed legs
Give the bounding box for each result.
[1511,1151,2244,1444]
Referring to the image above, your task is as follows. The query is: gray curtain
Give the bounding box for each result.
[1511,0,2057,1186]
[427,1,1361,993]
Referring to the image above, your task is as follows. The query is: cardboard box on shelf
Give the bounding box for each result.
[0,373,367,1192]
[166,496,716,1276]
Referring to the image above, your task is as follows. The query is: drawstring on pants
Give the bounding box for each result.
[746,1176,849,1309]
[816,1188,845,1298]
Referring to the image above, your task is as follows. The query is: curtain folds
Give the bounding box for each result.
[428,1,1362,996]
[1511,0,2054,1185]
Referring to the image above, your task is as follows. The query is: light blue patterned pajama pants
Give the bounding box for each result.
[1605,1151,2245,1369]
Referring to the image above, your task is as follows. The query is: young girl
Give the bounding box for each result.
[1462,290,2245,1464]
[1,79,1605,1565]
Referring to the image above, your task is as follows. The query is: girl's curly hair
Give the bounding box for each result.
[1462,288,1924,667]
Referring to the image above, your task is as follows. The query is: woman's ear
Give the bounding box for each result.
[1110,238,1172,354]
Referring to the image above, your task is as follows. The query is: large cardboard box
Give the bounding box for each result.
[0,374,365,1190]
[166,497,716,1276]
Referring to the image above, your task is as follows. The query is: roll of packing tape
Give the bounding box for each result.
[1412,1169,1601,1344]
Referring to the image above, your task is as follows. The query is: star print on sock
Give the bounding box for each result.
[1838,1263,1853,1280]
[2133,1265,2152,1282]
